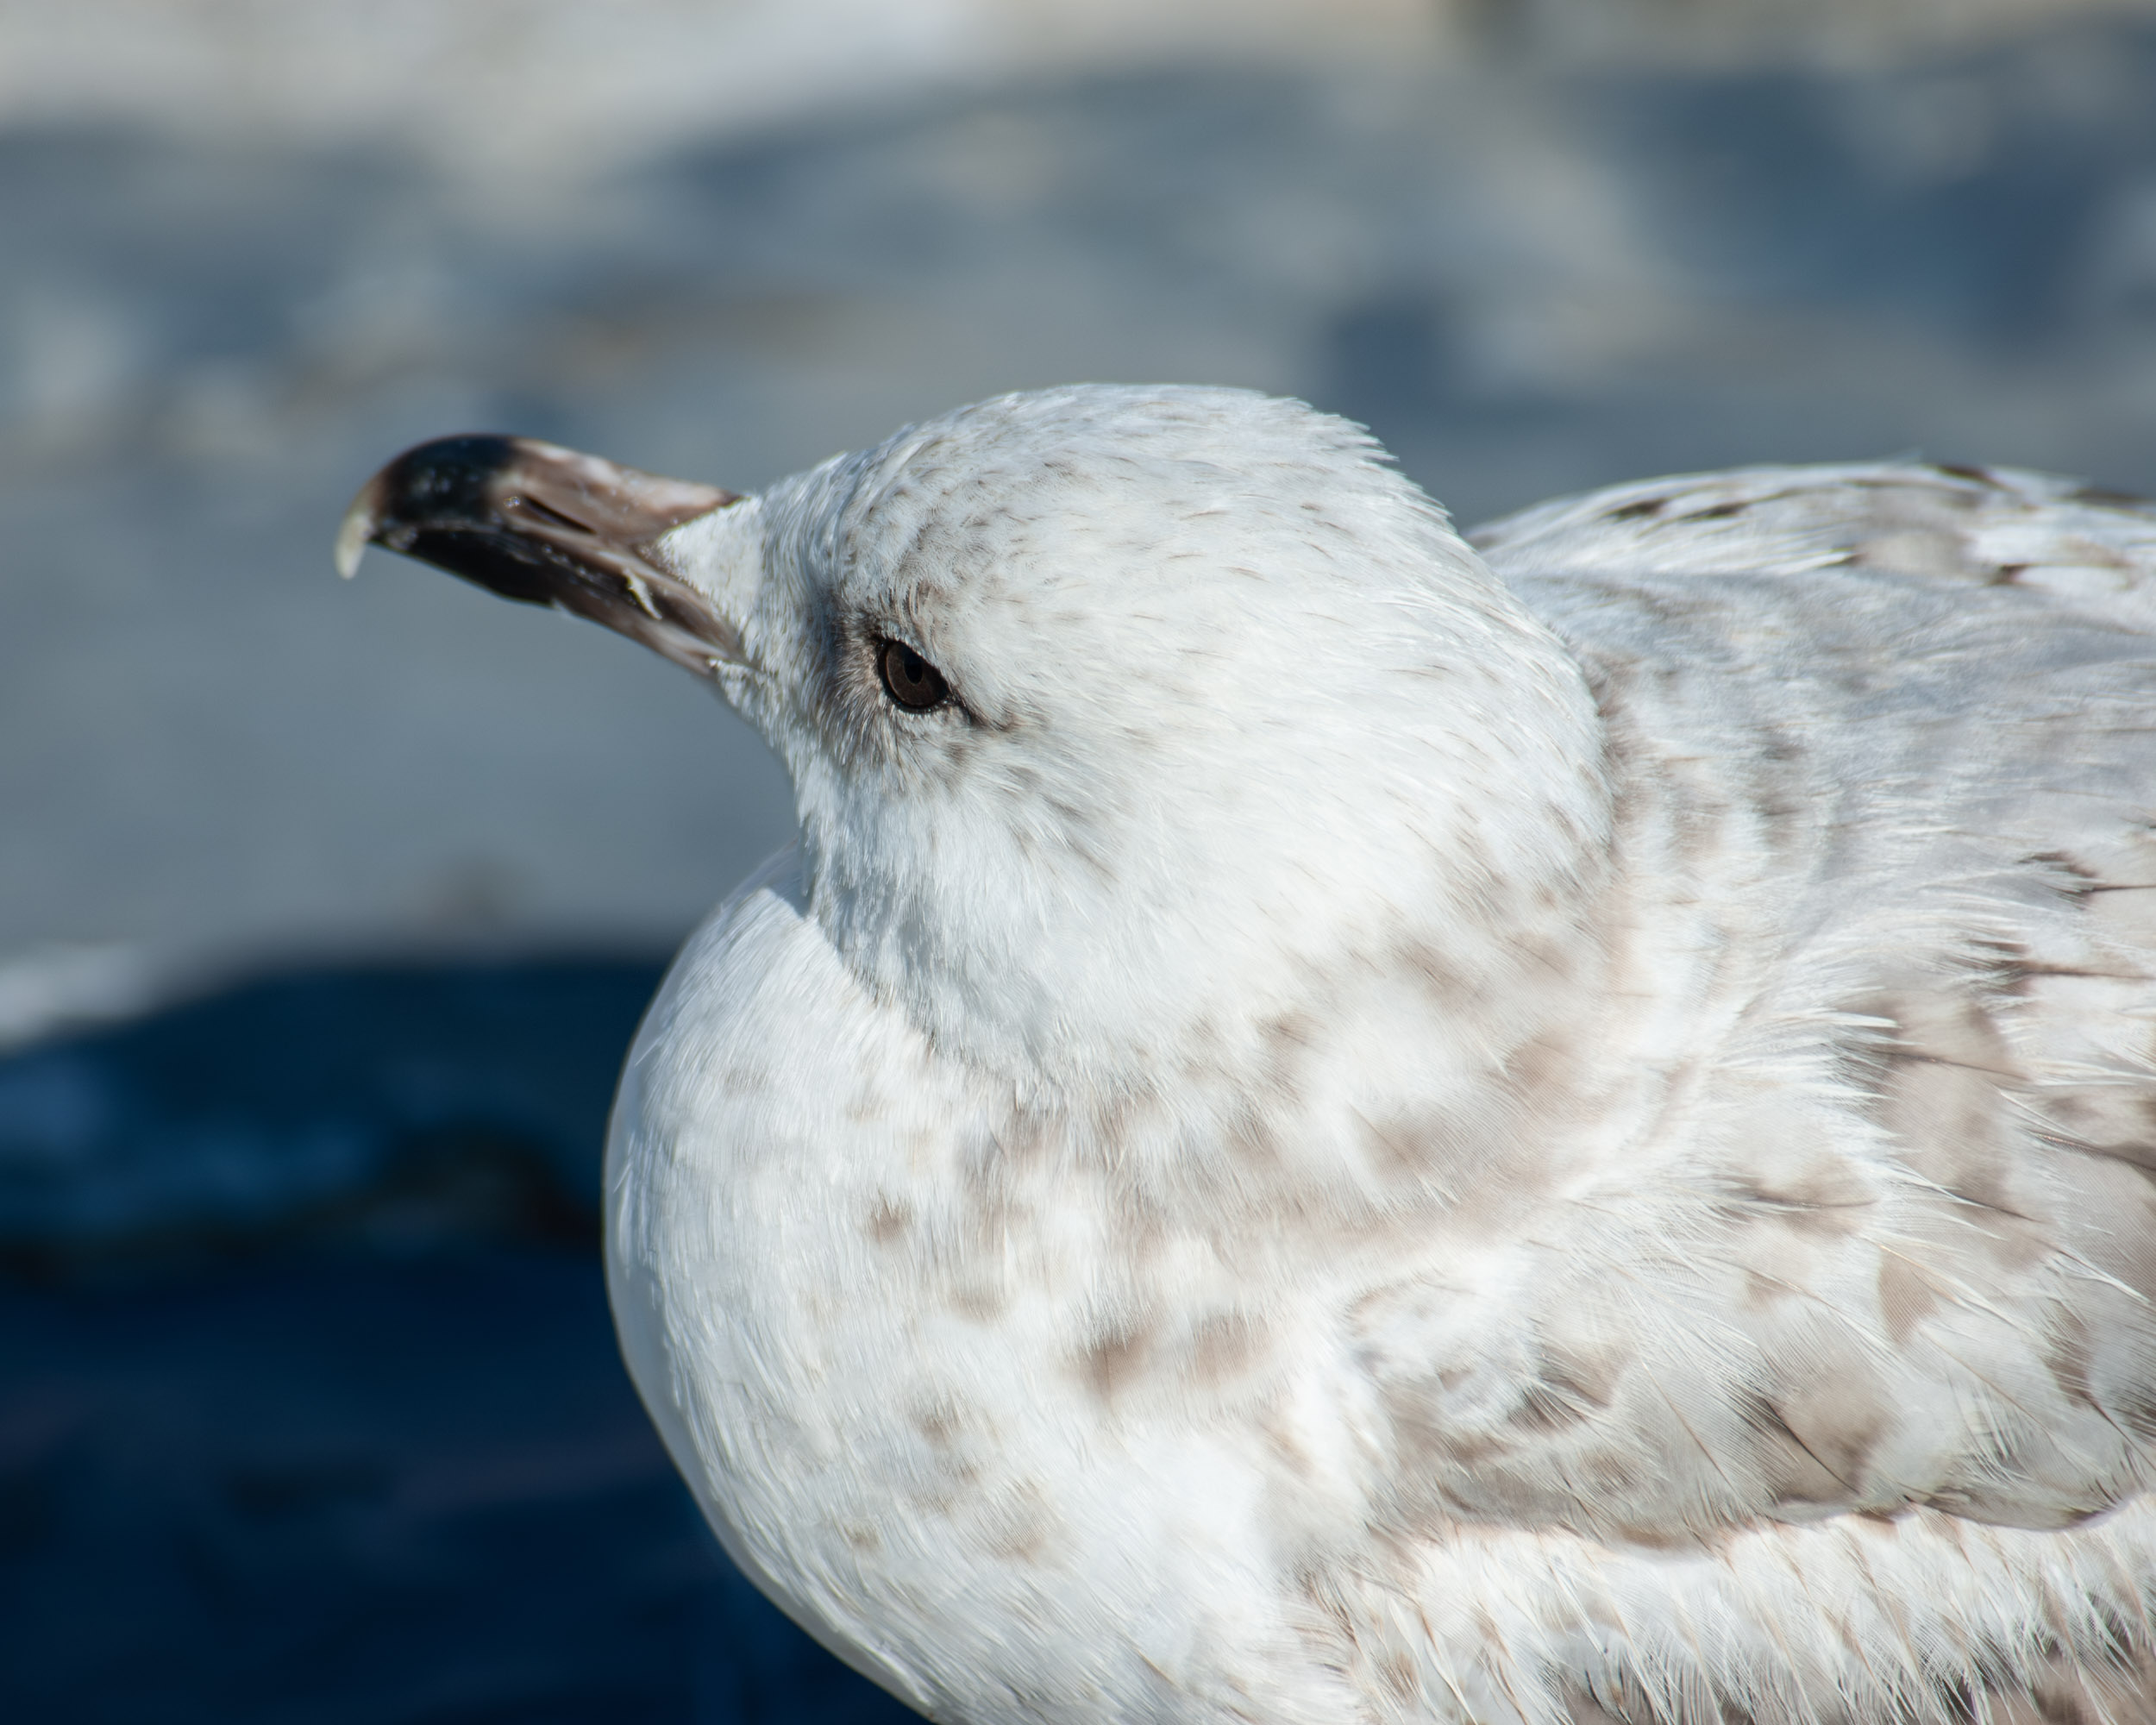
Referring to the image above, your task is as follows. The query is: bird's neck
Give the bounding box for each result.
[994,742,1630,1226]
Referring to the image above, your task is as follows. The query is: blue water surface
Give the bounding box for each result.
[0,959,917,1725]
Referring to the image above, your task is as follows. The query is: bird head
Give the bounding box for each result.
[341,386,1609,1104]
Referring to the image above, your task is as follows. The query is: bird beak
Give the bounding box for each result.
[336,435,747,675]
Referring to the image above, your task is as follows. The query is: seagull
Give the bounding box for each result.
[340,386,2156,1724]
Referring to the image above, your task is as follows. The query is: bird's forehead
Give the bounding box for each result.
[795,393,1358,598]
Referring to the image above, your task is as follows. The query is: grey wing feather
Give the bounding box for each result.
[1357,464,2156,1554]
[1470,459,2156,635]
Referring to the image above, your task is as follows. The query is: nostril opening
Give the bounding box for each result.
[506,495,587,534]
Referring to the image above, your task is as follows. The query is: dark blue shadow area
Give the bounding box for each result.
[0,959,918,1724]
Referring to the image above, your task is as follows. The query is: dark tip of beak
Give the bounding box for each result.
[338,436,539,586]
[336,434,746,673]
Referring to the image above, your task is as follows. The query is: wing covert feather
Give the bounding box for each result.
[1353,464,2156,1554]
[1470,460,2156,636]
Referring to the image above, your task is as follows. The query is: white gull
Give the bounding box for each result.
[342,386,2156,1723]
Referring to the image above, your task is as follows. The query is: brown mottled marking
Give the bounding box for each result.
[1743,1267,1800,1311]
[1506,1375,1600,1435]
[1188,1311,1263,1385]
[1358,1107,1488,1179]
[1079,1320,1154,1402]
[1581,1454,1646,1499]
[1381,1380,1509,1473]
[1979,1640,2156,1724]
[981,1484,1056,1565]
[1378,1652,1420,1702]
[864,1195,912,1245]
[1396,939,1473,1005]
[1563,1636,2156,1723]
[1257,1403,1318,1482]
[1606,1517,1710,1553]
[2043,1311,2100,1411]
[2025,849,2103,889]
[1864,988,2041,1226]
[1222,1105,1288,1170]
[1934,462,1997,485]
[1734,1157,1874,1237]
[1877,1056,2013,1212]
[719,1057,775,1096]
[1877,1253,1942,1344]
[1603,497,1665,521]
[1539,1333,1624,1410]
[987,1526,1046,1564]
[1504,1028,1581,1107]
[1262,1009,1319,1053]
[1959,1201,2053,1276]
[1680,501,1746,521]
[1358,1111,1428,1178]
[912,1402,961,1448]
[1871,984,2019,1076]
[1773,1366,1888,1492]
[946,1282,1008,1321]
[1739,1389,1866,1509]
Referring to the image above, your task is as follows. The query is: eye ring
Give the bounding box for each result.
[877,637,950,712]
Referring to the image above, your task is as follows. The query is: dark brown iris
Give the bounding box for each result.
[878,638,950,712]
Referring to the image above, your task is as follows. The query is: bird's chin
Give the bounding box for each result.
[336,433,751,679]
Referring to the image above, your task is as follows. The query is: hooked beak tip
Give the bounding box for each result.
[334,479,383,580]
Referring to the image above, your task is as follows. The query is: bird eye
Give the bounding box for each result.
[877,637,950,712]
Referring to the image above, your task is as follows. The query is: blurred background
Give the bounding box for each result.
[5,0,2156,1718]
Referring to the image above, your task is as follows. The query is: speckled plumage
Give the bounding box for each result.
[352,386,2156,1723]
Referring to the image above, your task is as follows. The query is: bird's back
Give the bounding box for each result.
[1375,463,2156,1722]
